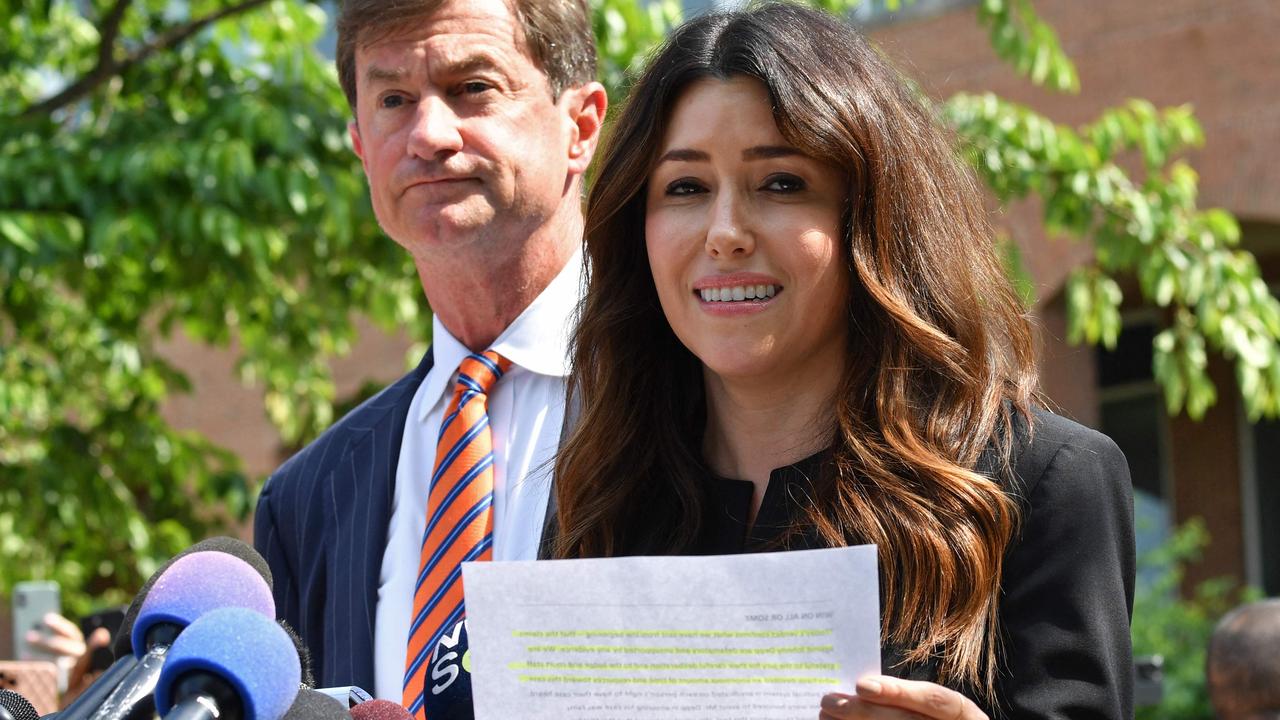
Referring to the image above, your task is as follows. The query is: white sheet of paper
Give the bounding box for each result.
[462,545,879,720]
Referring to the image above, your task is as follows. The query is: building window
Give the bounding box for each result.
[1252,416,1280,594]
[1097,317,1172,587]
[1246,280,1280,595]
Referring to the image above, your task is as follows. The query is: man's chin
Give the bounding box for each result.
[390,207,497,251]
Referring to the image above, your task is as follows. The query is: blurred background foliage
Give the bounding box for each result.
[0,2,1272,713]
[1,0,418,614]
[1132,519,1260,720]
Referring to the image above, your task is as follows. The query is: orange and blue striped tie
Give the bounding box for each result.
[403,351,510,719]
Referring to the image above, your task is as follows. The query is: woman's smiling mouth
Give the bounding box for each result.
[697,284,778,302]
[692,274,784,312]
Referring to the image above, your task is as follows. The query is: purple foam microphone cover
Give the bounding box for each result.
[115,537,273,659]
[154,607,301,720]
[130,551,275,657]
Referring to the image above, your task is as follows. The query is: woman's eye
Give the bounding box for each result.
[762,174,806,192]
[665,179,706,196]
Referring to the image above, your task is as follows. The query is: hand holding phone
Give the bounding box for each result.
[11,582,60,664]
[23,613,91,662]
[43,615,114,706]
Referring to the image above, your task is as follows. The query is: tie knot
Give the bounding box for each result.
[455,351,510,396]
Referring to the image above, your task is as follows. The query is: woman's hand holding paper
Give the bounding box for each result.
[819,676,988,720]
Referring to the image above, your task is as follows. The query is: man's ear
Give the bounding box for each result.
[349,120,367,167]
[563,81,608,177]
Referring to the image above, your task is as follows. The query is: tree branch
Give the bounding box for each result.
[97,0,133,67]
[15,0,273,121]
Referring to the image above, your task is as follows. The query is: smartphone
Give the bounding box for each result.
[11,581,61,663]
[78,606,126,673]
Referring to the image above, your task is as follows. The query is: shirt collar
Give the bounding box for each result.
[417,247,585,421]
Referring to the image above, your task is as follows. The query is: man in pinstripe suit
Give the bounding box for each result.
[252,1,606,716]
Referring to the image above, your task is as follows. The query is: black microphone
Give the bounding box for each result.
[154,608,300,720]
[87,549,275,720]
[0,690,39,720]
[281,691,350,720]
[312,689,371,709]
[276,620,315,689]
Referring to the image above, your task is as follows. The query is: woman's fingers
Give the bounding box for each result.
[819,692,857,718]
[817,677,989,720]
[819,692,916,719]
[854,676,987,720]
[819,691,921,717]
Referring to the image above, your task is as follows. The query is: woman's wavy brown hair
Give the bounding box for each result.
[553,2,1038,700]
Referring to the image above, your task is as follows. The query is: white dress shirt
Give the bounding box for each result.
[373,250,584,701]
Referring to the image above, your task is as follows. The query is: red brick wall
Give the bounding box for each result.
[870,0,1280,298]
[157,317,414,478]
[873,0,1280,196]
[1169,352,1246,586]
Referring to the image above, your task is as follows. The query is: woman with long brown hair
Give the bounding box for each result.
[553,3,1134,718]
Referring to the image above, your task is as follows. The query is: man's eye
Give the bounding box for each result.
[379,94,408,109]
[665,179,706,196]
[460,81,494,95]
[762,174,806,192]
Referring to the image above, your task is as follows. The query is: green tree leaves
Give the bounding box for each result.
[1131,519,1261,720]
[945,92,1280,420]
[593,0,682,100]
[1,0,423,613]
[977,0,1078,92]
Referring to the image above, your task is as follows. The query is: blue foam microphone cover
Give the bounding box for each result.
[154,607,301,720]
[130,551,275,656]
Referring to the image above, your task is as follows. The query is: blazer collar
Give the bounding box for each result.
[329,346,434,690]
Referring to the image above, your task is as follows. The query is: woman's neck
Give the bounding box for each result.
[701,355,845,510]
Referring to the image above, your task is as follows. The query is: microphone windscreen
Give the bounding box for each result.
[114,537,273,659]
[350,700,412,720]
[282,691,349,720]
[154,607,301,720]
[276,620,315,688]
[130,551,275,656]
[0,691,39,720]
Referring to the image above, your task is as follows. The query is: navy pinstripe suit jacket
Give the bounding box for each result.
[254,349,435,690]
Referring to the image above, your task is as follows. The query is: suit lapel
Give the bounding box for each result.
[323,347,435,690]
[537,389,580,560]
